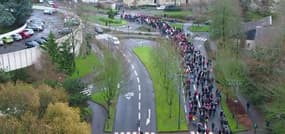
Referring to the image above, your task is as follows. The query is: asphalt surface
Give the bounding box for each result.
[88,100,107,134]
[0,9,64,54]
[113,39,156,133]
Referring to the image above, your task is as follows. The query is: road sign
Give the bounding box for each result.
[124,92,134,100]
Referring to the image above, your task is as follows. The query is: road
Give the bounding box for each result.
[88,100,107,134]
[113,39,156,134]
[0,9,64,54]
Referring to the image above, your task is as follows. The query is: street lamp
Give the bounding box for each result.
[234,99,239,129]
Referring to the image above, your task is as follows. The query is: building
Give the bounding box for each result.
[123,0,189,7]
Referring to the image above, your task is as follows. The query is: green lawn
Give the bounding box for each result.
[133,46,188,132]
[87,16,127,26]
[0,25,20,34]
[221,94,247,133]
[170,23,183,30]
[157,10,192,20]
[91,91,116,132]
[190,25,210,32]
[71,53,99,79]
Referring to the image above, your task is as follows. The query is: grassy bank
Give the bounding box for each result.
[133,46,188,132]
[190,25,210,32]
[87,16,127,26]
[91,91,116,132]
[170,23,183,30]
[71,53,99,79]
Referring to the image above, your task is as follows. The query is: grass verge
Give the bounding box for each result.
[157,10,192,20]
[87,16,127,26]
[91,91,116,132]
[71,53,99,79]
[190,25,210,32]
[133,46,188,132]
[169,23,183,30]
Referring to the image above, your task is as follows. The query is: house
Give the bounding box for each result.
[244,16,273,50]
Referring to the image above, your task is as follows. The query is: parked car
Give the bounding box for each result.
[58,27,72,35]
[25,40,40,48]
[2,35,14,44]
[0,39,4,46]
[11,33,22,41]
[51,3,58,8]
[156,5,166,10]
[109,36,120,45]
[35,38,46,45]
[164,5,181,11]
[95,26,104,34]
[19,31,32,39]
[27,24,44,32]
[44,9,56,15]
[27,19,45,27]
[23,29,34,35]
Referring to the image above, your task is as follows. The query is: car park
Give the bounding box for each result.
[23,29,34,35]
[25,40,40,48]
[19,31,32,39]
[58,27,72,35]
[27,19,45,27]
[2,35,14,44]
[11,34,22,41]
[64,18,80,26]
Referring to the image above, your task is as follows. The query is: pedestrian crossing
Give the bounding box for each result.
[114,132,155,134]
[194,37,208,42]
[189,131,213,134]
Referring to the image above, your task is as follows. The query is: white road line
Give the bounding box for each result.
[138,84,141,91]
[115,132,119,134]
[138,102,141,110]
[138,112,141,120]
[183,97,186,103]
[120,132,124,134]
[184,105,187,113]
[123,54,126,57]
[139,92,141,100]
[133,132,137,134]
[182,89,184,94]
[137,128,141,133]
[134,70,138,76]
[131,64,135,70]
[126,132,131,134]
[127,59,131,63]
[136,77,140,83]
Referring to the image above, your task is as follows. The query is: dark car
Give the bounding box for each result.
[40,36,48,41]
[58,28,72,35]
[164,5,181,11]
[95,26,104,34]
[35,38,46,45]
[25,40,40,48]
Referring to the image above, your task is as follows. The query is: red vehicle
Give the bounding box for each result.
[19,31,31,39]
[51,3,58,8]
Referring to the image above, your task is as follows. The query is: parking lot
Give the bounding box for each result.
[0,9,64,54]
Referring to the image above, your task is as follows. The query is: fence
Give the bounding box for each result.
[0,47,41,72]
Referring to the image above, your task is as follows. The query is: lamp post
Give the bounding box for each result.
[234,99,239,129]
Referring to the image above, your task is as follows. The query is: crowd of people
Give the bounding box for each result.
[121,13,231,134]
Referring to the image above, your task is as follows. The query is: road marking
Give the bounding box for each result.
[138,128,141,133]
[134,70,138,76]
[126,132,131,134]
[131,64,135,70]
[183,97,186,103]
[123,53,126,57]
[138,102,141,110]
[120,132,124,134]
[146,109,151,126]
[182,89,184,94]
[136,77,140,83]
[115,132,118,134]
[124,92,134,100]
[117,83,120,89]
[184,105,187,113]
[138,112,141,120]
[127,59,131,63]
[139,92,141,100]
[138,84,141,91]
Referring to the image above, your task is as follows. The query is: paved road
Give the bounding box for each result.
[113,39,156,134]
[88,100,107,134]
[0,9,64,54]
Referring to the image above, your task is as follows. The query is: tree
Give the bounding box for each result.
[107,9,116,19]
[41,32,60,64]
[0,4,15,26]
[58,40,76,74]
[0,116,22,134]
[0,0,32,26]
[63,79,88,107]
[210,0,243,47]
[0,69,12,83]
[0,82,40,117]
[152,40,181,118]
[96,49,122,118]
[44,103,90,134]
[239,0,251,13]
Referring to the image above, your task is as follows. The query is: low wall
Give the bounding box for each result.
[0,6,83,72]
[0,24,27,39]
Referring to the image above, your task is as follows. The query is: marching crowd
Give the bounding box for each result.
[121,13,231,134]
